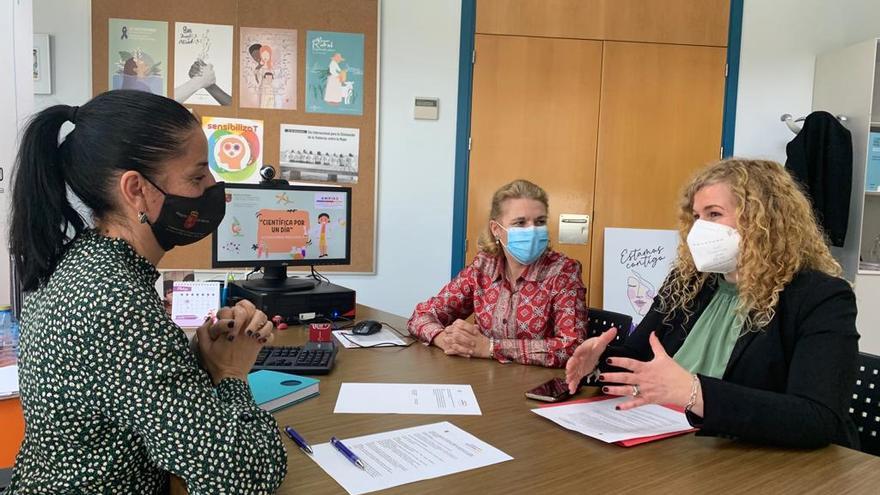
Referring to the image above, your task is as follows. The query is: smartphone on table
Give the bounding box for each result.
[525,377,572,403]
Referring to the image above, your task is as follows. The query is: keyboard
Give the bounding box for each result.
[251,342,337,375]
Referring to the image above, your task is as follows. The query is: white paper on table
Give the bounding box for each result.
[332,329,407,348]
[531,396,692,443]
[0,365,19,399]
[334,383,482,415]
[310,421,512,495]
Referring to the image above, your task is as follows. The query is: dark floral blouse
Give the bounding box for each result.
[8,231,287,494]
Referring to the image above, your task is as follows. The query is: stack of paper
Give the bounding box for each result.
[532,395,696,446]
[310,421,512,495]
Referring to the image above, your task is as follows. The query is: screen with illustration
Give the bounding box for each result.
[213,183,352,267]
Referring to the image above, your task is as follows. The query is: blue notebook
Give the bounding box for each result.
[247,370,319,412]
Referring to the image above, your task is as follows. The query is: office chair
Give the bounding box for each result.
[850,352,880,456]
[586,308,632,346]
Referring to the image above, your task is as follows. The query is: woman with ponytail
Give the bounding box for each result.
[7,91,287,494]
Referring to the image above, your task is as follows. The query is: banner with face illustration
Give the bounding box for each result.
[202,117,263,184]
[603,228,679,325]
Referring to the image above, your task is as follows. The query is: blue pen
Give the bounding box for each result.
[284,426,313,455]
[220,273,231,306]
[331,436,365,470]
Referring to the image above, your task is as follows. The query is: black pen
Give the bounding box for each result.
[284,426,313,455]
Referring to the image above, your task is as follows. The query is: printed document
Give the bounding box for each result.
[532,396,693,443]
[334,383,482,415]
[310,421,512,495]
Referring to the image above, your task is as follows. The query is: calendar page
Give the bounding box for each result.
[171,282,221,328]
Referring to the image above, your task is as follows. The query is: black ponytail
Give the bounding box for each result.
[9,90,199,292]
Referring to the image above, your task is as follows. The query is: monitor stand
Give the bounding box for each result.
[240,265,317,292]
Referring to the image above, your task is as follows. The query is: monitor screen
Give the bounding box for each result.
[213,183,352,268]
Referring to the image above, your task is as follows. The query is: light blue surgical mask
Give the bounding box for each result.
[495,223,549,265]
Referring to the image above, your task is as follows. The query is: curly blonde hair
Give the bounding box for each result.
[658,158,842,330]
[477,179,549,256]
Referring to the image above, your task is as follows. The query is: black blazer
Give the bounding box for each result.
[604,269,859,449]
[785,111,853,247]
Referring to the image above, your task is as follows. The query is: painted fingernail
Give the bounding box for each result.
[246,330,253,337]
[227,321,234,329]
[615,406,621,411]
[602,386,609,393]
[598,375,605,381]
[606,358,613,364]
[259,337,267,344]
[227,335,235,341]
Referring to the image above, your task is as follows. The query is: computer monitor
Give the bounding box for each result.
[213,182,352,292]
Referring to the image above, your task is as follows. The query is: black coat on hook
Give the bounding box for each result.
[785,111,853,247]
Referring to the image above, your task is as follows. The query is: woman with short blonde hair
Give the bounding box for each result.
[566,158,859,448]
[408,179,587,368]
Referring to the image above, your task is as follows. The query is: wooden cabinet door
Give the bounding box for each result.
[476,0,730,47]
[466,34,602,284]
[589,41,726,307]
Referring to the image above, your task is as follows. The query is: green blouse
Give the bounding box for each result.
[673,278,742,379]
[9,231,287,494]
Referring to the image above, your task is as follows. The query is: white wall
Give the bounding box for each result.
[734,0,880,162]
[1,0,35,308]
[735,0,880,353]
[331,0,460,317]
[33,0,92,111]
[30,0,461,318]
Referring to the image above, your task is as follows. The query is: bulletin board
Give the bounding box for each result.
[91,0,379,273]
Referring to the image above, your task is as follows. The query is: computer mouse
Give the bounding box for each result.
[352,320,383,335]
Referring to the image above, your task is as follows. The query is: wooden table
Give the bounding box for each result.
[273,305,880,494]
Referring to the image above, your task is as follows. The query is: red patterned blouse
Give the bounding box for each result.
[407,250,588,368]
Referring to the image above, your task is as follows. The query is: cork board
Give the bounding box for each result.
[91,0,379,273]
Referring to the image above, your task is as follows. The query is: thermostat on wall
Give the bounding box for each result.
[414,97,439,120]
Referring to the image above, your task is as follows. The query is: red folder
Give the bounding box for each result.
[539,395,697,447]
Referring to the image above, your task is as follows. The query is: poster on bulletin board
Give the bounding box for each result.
[305,31,365,115]
[239,27,298,110]
[202,116,264,184]
[279,124,360,183]
[173,22,234,106]
[603,228,679,324]
[108,18,168,96]
[91,0,380,274]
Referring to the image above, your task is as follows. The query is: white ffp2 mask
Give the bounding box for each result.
[686,219,741,274]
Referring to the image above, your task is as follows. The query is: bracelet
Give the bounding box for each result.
[684,374,700,412]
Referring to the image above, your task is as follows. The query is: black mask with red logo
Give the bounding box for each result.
[143,176,226,251]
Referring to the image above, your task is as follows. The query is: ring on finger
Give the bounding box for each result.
[631,384,640,397]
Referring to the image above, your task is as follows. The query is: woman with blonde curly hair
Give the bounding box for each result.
[408,179,587,368]
[565,158,858,448]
